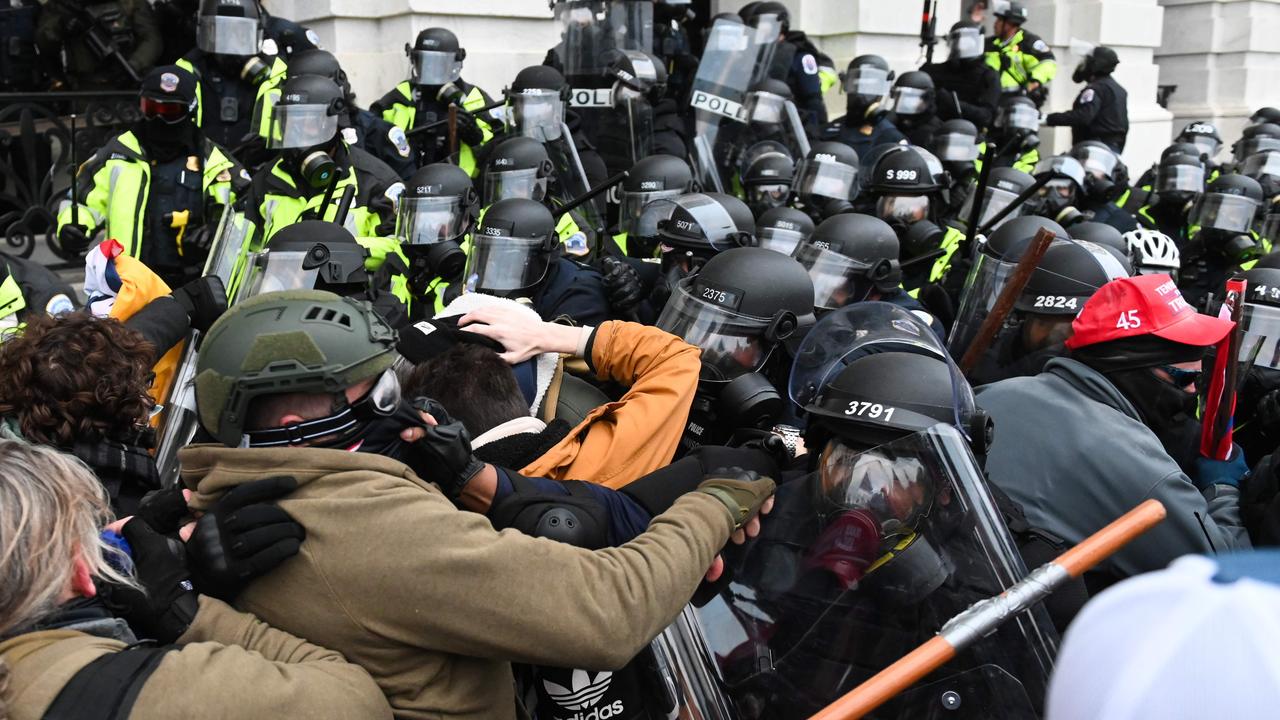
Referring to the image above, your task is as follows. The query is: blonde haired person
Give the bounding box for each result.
[0,440,391,720]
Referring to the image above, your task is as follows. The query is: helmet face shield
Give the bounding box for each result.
[510,91,565,142]
[410,50,462,86]
[1156,163,1205,194]
[483,167,549,205]
[267,104,338,149]
[757,225,805,256]
[745,91,788,125]
[935,132,979,162]
[1242,151,1280,183]
[890,87,929,116]
[875,194,931,225]
[395,195,468,245]
[962,185,1023,233]
[818,439,936,546]
[1187,135,1221,161]
[1236,138,1280,164]
[793,243,877,311]
[465,235,551,294]
[630,197,678,242]
[656,280,771,382]
[1192,193,1261,234]
[948,27,984,60]
[197,16,261,56]
[1241,302,1280,369]
[242,251,321,299]
[997,103,1040,133]
[796,158,857,202]
[842,66,891,98]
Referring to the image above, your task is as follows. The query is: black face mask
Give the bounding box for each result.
[347,396,430,461]
[138,118,195,162]
[1105,366,1200,441]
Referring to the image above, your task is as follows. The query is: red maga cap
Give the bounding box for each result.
[1065,274,1235,350]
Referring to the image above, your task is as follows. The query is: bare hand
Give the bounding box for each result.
[704,496,774,581]
[399,410,440,442]
[458,305,582,363]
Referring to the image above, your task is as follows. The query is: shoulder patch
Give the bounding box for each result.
[1079,88,1096,104]
[563,232,590,257]
[801,54,818,75]
[384,182,405,206]
[1032,39,1049,53]
[389,126,410,158]
[341,127,359,146]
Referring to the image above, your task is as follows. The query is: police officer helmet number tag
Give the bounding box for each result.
[843,400,897,422]
[696,280,744,311]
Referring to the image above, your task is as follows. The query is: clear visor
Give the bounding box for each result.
[631,197,678,239]
[757,226,806,256]
[746,182,791,211]
[746,91,788,125]
[197,16,261,56]
[1192,193,1260,233]
[655,280,771,382]
[241,251,320,300]
[1076,146,1119,180]
[998,104,1040,132]
[876,194,931,224]
[962,186,1023,233]
[395,195,467,245]
[843,66,891,98]
[622,189,681,229]
[1242,151,1280,181]
[890,87,930,116]
[948,27,985,60]
[511,92,565,142]
[1035,155,1086,188]
[1266,211,1280,241]
[1156,163,1205,193]
[1240,303,1280,370]
[1188,135,1221,160]
[793,242,878,311]
[410,50,462,86]
[662,194,744,250]
[484,167,548,204]
[464,234,550,293]
[818,440,936,545]
[934,132,980,162]
[267,104,338,149]
[1236,138,1280,163]
[796,159,857,201]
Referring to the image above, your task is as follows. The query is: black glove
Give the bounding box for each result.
[598,256,645,316]
[1254,389,1280,440]
[134,485,190,535]
[408,399,486,502]
[454,109,485,147]
[184,225,215,256]
[186,476,305,602]
[58,223,90,256]
[100,519,199,644]
[172,275,228,333]
[697,467,776,531]
[1027,85,1049,107]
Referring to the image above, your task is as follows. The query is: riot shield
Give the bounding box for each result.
[665,424,1057,719]
[153,205,254,485]
[554,0,615,147]
[688,19,771,192]
[607,0,654,54]
[542,120,607,250]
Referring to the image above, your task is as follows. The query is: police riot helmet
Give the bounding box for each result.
[841,55,893,119]
[742,1,790,33]
[933,119,980,163]
[743,78,794,126]
[796,141,860,206]
[1234,123,1280,165]
[755,207,814,257]
[264,16,322,61]
[508,65,569,141]
[889,71,935,118]
[482,136,554,206]
[465,198,558,297]
[1249,107,1280,129]
[1030,155,1086,219]
[407,28,465,87]
[1069,221,1134,273]
[1242,268,1280,309]
[194,290,398,448]
[1155,151,1206,205]
[1176,121,1223,162]
[657,246,814,384]
[1068,141,1128,202]
[655,193,754,273]
[868,145,942,195]
[398,163,479,281]
[995,94,1040,137]
[795,214,902,311]
[197,0,262,57]
[269,75,345,187]
[1190,173,1264,237]
[994,1,1029,24]
[1241,150,1280,200]
[620,155,695,255]
[962,166,1035,233]
[1237,268,1280,370]
[1076,45,1119,80]
[947,20,985,61]
[1123,228,1181,279]
[1014,239,1129,316]
[287,49,344,84]
[738,141,795,216]
[985,215,1070,261]
[604,49,667,103]
[249,220,371,299]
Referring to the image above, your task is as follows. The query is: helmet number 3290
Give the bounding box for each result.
[844,401,896,422]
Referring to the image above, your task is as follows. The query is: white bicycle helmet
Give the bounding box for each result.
[1123,228,1181,276]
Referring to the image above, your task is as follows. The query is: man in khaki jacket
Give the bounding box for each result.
[180,290,775,719]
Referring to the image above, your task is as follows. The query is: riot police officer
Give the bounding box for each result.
[0,252,76,335]
[754,206,813,257]
[923,20,1001,131]
[243,75,403,244]
[1180,173,1267,308]
[1176,121,1225,171]
[866,145,964,290]
[888,71,941,147]
[990,94,1042,172]
[821,55,905,160]
[984,1,1056,106]
[396,163,479,314]
[479,135,596,259]
[1046,45,1129,153]
[177,0,286,151]
[1068,140,1137,232]
[56,65,248,287]
[1135,150,1205,243]
[35,0,160,91]
[594,48,686,178]
[465,197,611,325]
[932,119,982,219]
[287,49,415,180]
[741,2,828,130]
[1231,267,1280,463]
[737,142,796,219]
[370,27,496,177]
[792,141,860,222]
[612,153,695,258]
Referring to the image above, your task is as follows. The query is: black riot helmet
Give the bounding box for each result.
[247,220,371,299]
[946,20,986,62]
[1249,107,1280,129]
[933,119,980,165]
[287,49,343,84]
[994,1,1029,25]
[604,48,667,104]
[507,65,570,142]
[1014,239,1130,315]
[994,94,1040,147]
[795,214,902,312]
[264,16,321,61]
[270,75,346,189]
[1029,154,1086,221]
[197,0,262,57]
[795,141,860,218]
[868,145,941,197]
[482,136,555,206]
[1190,174,1264,257]
[657,246,814,385]
[742,1,790,33]
[1068,140,1128,203]
[755,207,814,257]
[986,215,1070,262]
[841,55,893,121]
[869,147,944,258]
[1069,221,1134,274]
[1234,123,1280,165]
[465,198,558,298]
[1073,45,1119,83]
[397,163,479,282]
[619,155,695,257]
[1242,150,1280,201]
[743,78,794,126]
[656,193,754,273]
[1154,151,1206,207]
[1176,121,1223,164]
[889,71,935,119]
[961,166,1035,233]
[406,28,465,87]
[739,141,795,217]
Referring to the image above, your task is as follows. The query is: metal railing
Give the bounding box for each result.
[0,91,137,266]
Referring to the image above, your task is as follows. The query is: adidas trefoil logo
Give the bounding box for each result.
[543,669,625,719]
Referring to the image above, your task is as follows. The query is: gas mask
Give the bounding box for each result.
[682,373,784,453]
[285,144,337,190]
[1200,228,1260,263]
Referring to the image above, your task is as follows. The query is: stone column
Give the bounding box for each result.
[1156,0,1280,150]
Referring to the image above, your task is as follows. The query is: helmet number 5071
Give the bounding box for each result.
[845,401,896,422]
